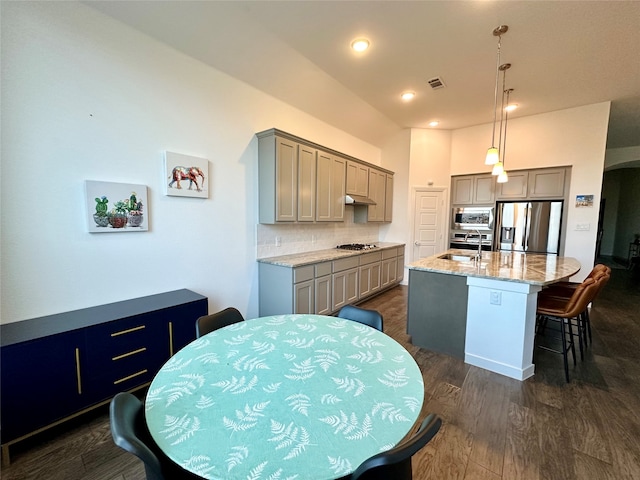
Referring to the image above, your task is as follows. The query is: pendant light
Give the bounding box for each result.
[485,25,508,166]
[492,62,511,176]
[497,88,514,183]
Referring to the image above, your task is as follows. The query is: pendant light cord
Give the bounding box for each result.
[502,88,512,166]
[490,35,502,147]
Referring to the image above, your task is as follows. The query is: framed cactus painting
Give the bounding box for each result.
[85,181,149,233]
[164,151,209,198]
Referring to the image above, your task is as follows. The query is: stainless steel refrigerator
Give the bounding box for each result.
[494,201,563,254]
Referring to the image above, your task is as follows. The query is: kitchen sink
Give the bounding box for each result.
[438,253,476,262]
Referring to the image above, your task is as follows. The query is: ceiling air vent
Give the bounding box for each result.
[427,77,446,90]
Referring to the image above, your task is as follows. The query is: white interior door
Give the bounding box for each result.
[412,189,446,261]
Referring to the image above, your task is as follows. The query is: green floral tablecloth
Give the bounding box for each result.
[145,314,424,480]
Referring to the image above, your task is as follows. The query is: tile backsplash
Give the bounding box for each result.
[256,208,379,258]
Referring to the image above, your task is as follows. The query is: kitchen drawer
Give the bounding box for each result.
[396,246,405,257]
[382,248,397,260]
[359,251,382,265]
[333,256,359,273]
[315,261,332,277]
[294,265,315,283]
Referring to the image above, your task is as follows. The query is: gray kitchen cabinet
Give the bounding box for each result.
[297,144,317,222]
[384,173,394,222]
[528,167,566,199]
[294,280,314,314]
[381,248,399,288]
[367,168,387,222]
[346,160,369,197]
[358,251,382,298]
[258,132,299,223]
[314,262,332,315]
[451,174,495,206]
[496,171,529,199]
[316,151,346,222]
[332,257,359,311]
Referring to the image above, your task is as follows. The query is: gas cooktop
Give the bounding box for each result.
[336,243,378,251]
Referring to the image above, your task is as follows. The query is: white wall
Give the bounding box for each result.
[0,2,382,323]
[451,103,611,281]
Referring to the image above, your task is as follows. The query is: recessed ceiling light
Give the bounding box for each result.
[401,91,415,101]
[429,121,439,127]
[351,38,370,52]
[505,104,518,112]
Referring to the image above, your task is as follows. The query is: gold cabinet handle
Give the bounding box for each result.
[111,325,145,337]
[75,348,82,395]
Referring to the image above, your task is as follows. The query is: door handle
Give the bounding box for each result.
[414,241,421,246]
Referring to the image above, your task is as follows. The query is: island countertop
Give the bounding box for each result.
[407,249,581,286]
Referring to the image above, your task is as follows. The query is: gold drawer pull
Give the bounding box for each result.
[112,347,147,361]
[75,348,82,395]
[114,369,148,385]
[111,325,145,337]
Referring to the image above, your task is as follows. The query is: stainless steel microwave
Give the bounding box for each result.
[451,207,494,230]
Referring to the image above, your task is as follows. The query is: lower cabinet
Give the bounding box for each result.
[258,246,404,316]
[0,289,207,459]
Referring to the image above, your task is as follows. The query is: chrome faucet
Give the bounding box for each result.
[464,229,483,262]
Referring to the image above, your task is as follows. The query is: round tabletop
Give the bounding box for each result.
[145,314,424,480]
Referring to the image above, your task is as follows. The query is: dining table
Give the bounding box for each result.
[145,314,425,480]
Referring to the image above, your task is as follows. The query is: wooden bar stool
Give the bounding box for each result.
[536,277,600,382]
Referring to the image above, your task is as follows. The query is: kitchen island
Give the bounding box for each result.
[407,249,581,380]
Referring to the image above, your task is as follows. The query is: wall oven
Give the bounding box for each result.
[451,207,494,231]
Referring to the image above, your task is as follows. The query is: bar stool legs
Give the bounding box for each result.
[536,313,577,383]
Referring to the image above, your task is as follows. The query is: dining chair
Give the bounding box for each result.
[536,276,601,382]
[109,392,198,480]
[337,305,384,332]
[195,307,245,338]
[349,413,442,480]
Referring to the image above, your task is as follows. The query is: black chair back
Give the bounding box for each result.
[350,414,442,480]
[196,307,244,338]
[337,305,383,332]
[110,392,164,480]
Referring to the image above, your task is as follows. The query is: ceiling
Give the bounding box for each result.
[88,1,640,150]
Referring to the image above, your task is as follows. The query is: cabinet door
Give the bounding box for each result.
[294,280,314,314]
[381,257,398,288]
[359,264,372,298]
[275,137,298,221]
[297,145,317,222]
[384,174,394,222]
[315,275,332,315]
[473,175,496,205]
[528,168,566,199]
[346,161,369,196]
[317,152,345,222]
[497,171,529,199]
[397,255,405,283]
[332,267,359,311]
[452,176,474,205]
[368,169,387,222]
[1,331,85,442]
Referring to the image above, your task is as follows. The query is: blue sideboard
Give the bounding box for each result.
[0,289,207,464]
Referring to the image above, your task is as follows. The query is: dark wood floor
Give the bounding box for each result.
[2,260,639,479]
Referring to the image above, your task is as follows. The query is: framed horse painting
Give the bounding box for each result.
[164,151,209,198]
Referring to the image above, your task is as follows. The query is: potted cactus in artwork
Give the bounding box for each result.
[108,200,128,228]
[93,196,110,227]
[126,191,144,227]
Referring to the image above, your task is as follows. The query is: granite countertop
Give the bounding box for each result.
[257,242,405,267]
[407,249,581,286]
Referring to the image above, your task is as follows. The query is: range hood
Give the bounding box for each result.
[345,194,376,206]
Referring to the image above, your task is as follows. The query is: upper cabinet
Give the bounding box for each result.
[316,151,346,222]
[346,161,369,197]
[452,174,495,206]
[453,167,570,206]
[496,167,568,200]
[257,129,394,224]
